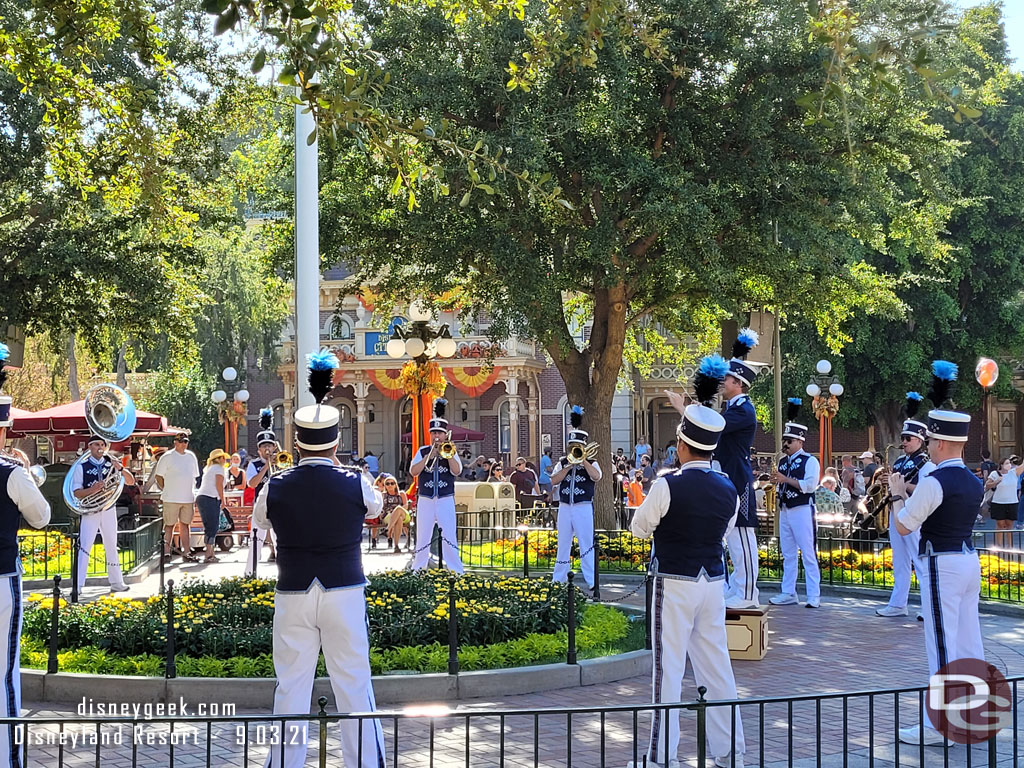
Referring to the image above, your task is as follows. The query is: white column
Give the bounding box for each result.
[505,375,520,460]
[294,93,320,408]
[354,381,371,458]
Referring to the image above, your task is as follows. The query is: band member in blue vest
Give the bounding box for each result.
[876,392,934,618]
[890,361,986,745]
[0,347,51,768]
[253,351,386,768]
[70,434,135,593]
[550,406,602,590]
[410,399,464,573]
[769,398,822,608]
[629,355,744,768]
[719,328,761,609]
[245,407,278,577]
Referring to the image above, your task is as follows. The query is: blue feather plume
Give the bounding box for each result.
[0,342,7,390]
[569,405,584,428]
[932,360,958,381]
[788,397,803,406]
[693,354,727,404]
[259,407,273,430]
[731,328,759,359]
[786,397,802,423]
[0,343,8,362]
[698,354,729,380]
[905,391,923,420]
[307,349,340,404]
[308,350,340,371]
[906,391,923,401]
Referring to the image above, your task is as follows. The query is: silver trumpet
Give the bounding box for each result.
[62,384,137,516]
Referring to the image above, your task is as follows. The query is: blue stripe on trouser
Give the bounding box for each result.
[5,577,20,768]
[739,528,754,601]
[928,555,948,669]
[649,578,665,760]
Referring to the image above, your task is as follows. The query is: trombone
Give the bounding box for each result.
[274,451,293,470]
[567,441,600,465]
[425,431,457,471]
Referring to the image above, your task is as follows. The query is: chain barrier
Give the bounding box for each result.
[593,579,648,604]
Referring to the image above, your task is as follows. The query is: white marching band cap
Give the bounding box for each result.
[294,350,341,451]
[726,328,760,388]
[676,355,728,451]
[256,407,278,447]
[429,399,449,433]
[901,391,928,440]
[567,405,588,445]
[924,360,969,442]
[782,398,807,441]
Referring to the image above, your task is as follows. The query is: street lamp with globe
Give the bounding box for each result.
[211,366,249,454]
[806,360,843,474]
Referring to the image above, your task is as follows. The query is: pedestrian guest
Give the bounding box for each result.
[985,455,1024,549]
[196,449,230,563]
[538,449,553,500]
[509,457,541,508]
[634,435,651,467]
[153,433,199,561]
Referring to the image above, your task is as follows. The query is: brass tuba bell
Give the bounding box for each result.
[567,441,600,465]
[62,384,137,516]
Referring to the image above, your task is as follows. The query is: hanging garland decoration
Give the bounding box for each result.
[399,360,448,399]
[811,394,840,419]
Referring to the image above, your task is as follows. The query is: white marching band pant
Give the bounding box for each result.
[918,551,985,730]
[0,575,22,768]
[552,502,594,588]
[246,526,278,577]
[779,504,820,600]
[411,495,464,574]
[648,576,744,764]
[265,584,385,768]
[76,507,124,590]
[885,526,921,610]
[725,525,759,604]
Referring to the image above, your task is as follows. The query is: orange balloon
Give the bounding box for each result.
[975,357,999,388]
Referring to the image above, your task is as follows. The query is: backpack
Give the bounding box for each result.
[853,470,866,497]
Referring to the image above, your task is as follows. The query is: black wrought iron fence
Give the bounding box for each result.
[19,518,162,585]
[10,677,1024,767]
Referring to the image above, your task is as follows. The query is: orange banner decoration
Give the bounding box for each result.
[445,366,503,397]
[367,369,405,400]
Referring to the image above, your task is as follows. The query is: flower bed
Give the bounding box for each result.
[19,528,136,580]
[460,530,650,573]
[21,571,644,676]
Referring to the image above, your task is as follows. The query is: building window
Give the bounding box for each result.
[498,401,511,454]
[337,403,353,452]
[325,314,353,340]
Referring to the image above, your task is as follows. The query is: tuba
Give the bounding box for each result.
[0,447,46,487]
[567,441,600,465]
[62,384,137,516]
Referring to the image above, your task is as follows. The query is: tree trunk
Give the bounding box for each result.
[116,342,128,389]
[871,402,902,466]
[67,334,80,401]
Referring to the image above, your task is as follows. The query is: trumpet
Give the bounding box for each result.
[0,447,46,487]
[275,451,293,470]
[426,432,456,471]
[567,441,600,465]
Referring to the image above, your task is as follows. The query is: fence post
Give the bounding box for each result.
[436,526,444,571]
[695,685,708,768]
[159,528,166,594]
[318,696,329,768]
[47,576,61,674]
[828,533,834,587]
[447,575,459,675]
[567,572,577,665]
[165,579,176,679]
[70,535,80,604]
[522,527,530,578]
[644,573,653,651]
[592,534,601,601]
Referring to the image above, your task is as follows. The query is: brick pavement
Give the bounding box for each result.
[17,579,1024,766]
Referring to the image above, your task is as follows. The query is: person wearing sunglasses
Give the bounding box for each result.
[876,392,934,618]
[768,399,822,608]
[378,475,410,553]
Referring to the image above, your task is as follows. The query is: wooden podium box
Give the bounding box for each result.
[725,606,768,660]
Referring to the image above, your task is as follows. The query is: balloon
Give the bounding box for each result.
[975,357,999,389]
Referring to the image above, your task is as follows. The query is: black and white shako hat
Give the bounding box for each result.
[782,398,807,442]
[901,392,927,440]
[0,342,10,428]
[294,350,341,451]
[925,360,969,442]
[429,399,449,434]
[567,405,587,445]
[676,354,727,451]
[727,328,759,387]
[256,407,278,447]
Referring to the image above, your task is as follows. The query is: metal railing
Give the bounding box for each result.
[19,518,162,583]
[9,677,1024,766]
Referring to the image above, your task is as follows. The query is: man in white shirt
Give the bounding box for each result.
[153,433,199,560]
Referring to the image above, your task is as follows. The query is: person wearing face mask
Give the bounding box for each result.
[226,453,246,490]
[245,407,279,576]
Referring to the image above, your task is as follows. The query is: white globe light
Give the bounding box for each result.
[405,337,426,358]
[408,300,432,322]
[211,390,227,404]
[806,383,821,398]
[223,367,238,382]
[437,337,457,358]
[386,338,405,358]
[234,389,250,403]
[815,360,831,375]
[829,383,845,397]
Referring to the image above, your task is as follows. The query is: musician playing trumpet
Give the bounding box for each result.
[71,435,135,593]
[410,398,464,573]
[876,393,935,618]
[549,405,601,592]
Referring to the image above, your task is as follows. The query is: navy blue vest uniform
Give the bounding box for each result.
[778,451,814,509]
[251,458,269,499]
[0,460,21,574]
[266,464,367,591]
[892,450,929,485]
[919,465,982,556]
[651,466,737,580]
[558,464,595,505]
[416,446,456,499]
[715,395,756,527]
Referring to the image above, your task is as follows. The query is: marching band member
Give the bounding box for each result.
[246,407,279,576]
[769,398,822,608]
[719,328,761,609]
[253,351,385,768]
[629,355,745,768]
[410,399,465,573]
[0,346,50,767]
[890,362,986,745]
[876,392,934,617]
[550,406,601,591]
[71,435,135,593]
